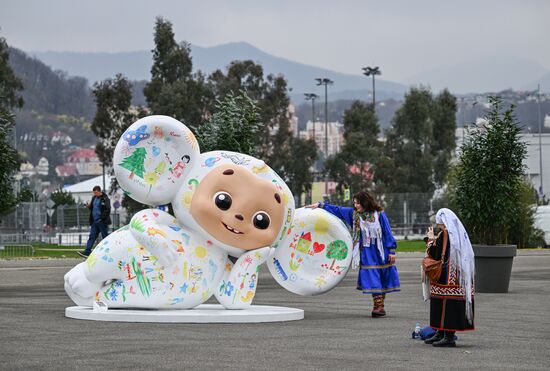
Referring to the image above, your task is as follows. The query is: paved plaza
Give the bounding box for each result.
[1,250,549,370]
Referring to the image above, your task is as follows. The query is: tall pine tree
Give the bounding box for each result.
[196,90,262,156]
[431,89,457,186]
[0,36,24,216]
[143,17,210,129]
[92,74,148,221]
[326,101,381,195]
[207,59,316,202]
[207,60,291,160]
[376,87,456,195]
[92,74,140,168]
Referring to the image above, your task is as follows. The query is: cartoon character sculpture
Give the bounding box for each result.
[64,116,352,310]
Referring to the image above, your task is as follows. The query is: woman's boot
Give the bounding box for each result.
[432,331,456,347]
[424,330,443,344]
[371,294,386,317]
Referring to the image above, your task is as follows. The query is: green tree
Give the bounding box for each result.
[143,17,211,129]
[17,187,39,203]
[207,60,290,160]
[92,74,140,168]
[49,188,77,228]
[285,137,318,206]
[431,89,457,186]
[92,74,148,221]
[0,36,24,216]
[507,180,545,248]
[196,90,262,155]
[453,97,527,245]
[207,60,315,201]
[378,87,435,194]
[50,188,76,207]
[376,87,457,196]
[326,101,381,195]
[208,60,264,101]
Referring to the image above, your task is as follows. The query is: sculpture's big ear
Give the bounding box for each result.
[113,115,200,206]
[267,207,353,296]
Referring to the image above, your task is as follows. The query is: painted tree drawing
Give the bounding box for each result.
[119,147,147,179]
[325,240,348,271]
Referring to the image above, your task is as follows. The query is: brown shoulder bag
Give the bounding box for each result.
[422,230,448,282]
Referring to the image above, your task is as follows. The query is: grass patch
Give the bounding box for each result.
[1,240,427,259]
[0,243,84,259]
[33,243,83,258]
[396,239,426,252]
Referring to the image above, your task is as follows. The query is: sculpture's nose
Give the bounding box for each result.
[235,214,244,221]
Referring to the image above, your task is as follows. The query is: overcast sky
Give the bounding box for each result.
[1,0,549,81]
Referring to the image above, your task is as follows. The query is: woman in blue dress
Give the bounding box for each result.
[307,190,400,317]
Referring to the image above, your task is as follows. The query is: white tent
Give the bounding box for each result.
[63,175,122,206]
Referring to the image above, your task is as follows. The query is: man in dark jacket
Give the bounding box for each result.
[78,186,111,258]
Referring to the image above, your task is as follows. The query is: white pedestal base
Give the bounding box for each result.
[65,304,304,323]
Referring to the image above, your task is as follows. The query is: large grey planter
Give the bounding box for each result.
[472,244,517,293]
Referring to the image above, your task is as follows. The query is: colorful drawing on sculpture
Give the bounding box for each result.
[64,115,353,312]
[267,208,352,295]
[113,116,199,206]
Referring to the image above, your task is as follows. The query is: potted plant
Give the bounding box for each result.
[451,97,527,293]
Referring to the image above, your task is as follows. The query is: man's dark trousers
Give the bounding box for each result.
[84,221,109,255]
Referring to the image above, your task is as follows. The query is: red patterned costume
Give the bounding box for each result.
[428,229,475,332]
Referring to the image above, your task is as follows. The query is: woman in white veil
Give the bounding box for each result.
[423,208,475,347]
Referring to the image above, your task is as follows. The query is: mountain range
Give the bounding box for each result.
[31,42,407,103]
[29,42,550,102]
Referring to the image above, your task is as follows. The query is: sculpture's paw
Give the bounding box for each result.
[64,263,101,306]
[217,247,272,310]
[129,209,182,269]
[243,246,272,267]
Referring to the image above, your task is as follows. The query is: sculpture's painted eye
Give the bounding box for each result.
[252,212,270,230]
[214,192,232,210]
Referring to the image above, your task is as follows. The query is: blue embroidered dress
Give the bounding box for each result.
[322,203,400,294]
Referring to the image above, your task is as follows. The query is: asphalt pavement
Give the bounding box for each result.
[0,250,549,370]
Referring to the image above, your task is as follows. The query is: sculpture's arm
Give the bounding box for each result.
[129,209,183,268]
[214,247,271,309]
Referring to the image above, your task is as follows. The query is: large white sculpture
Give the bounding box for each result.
[64,116,352,310]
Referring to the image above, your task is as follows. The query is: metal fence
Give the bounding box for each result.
[380,193,437,238]
[53,205,124,232]
[0,202,47,233]
[327,192,440,239]
[0,202,125,234]
[0,244,35,258]
[0,232,95,247]
[0,193,440,244]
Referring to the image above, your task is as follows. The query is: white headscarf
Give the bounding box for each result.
[436,208,475,324]
[360,211,385,261]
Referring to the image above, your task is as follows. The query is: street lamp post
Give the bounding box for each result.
[538,84,544,196]
[304,93,319,141]
[102,162,106,192]
[315,78,333,196]
[362,66,381,111]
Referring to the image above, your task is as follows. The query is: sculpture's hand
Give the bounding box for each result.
[215,247,271,309]
[129,209,182,268]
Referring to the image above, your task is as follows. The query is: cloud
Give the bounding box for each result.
[1,0,549,80]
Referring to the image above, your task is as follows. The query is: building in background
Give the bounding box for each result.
[522,133,550,200]
[300,120,344,158]
[64,148,103,177]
